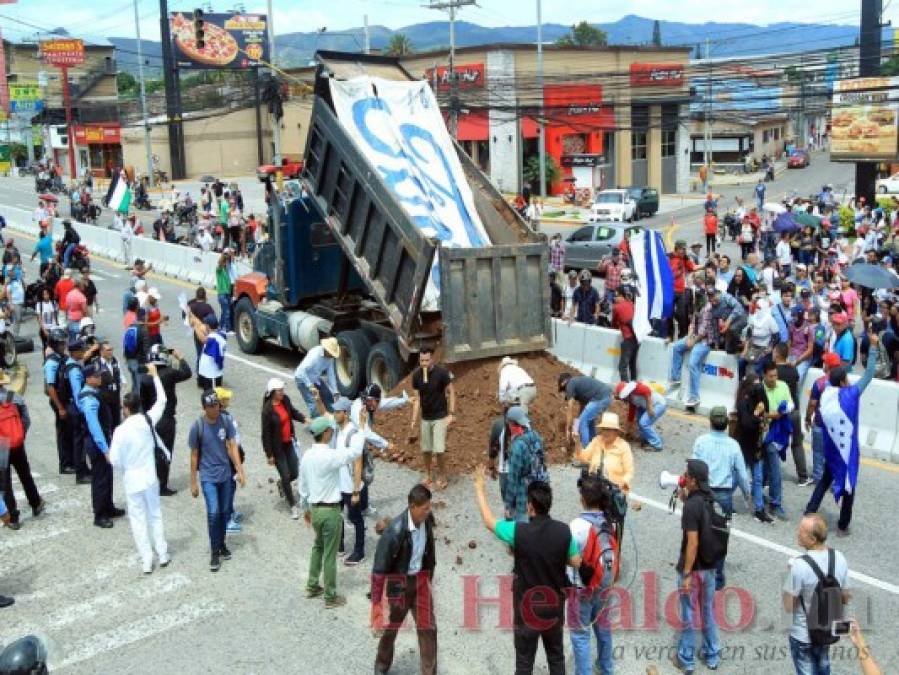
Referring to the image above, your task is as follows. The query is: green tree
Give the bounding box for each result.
[385,33,414,56]
[652,20,662,47]
[522,154,560,195]
[9,143,27,162]
[117,71,137,95]
[556,21,607,48]
[882,55,899,76]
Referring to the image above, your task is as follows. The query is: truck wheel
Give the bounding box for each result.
[234,297,261,354]
[366,342,406,393]
[335,329,371,398]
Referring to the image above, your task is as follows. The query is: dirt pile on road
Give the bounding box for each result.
[372,352,631,477]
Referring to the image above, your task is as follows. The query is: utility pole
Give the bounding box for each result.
[133,0,154,186]
[159,0,185,179]
[536,0,546,198]
[427,0,475,138]
[857,0,883,202]
[265,0,285,300]
[797,54,806,148]
[266,0,281,165]
[704,38,711,173]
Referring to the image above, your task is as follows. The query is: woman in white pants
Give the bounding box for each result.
[109,364,171,574]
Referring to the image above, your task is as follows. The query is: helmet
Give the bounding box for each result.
[578,269,592,282]
[362,383,382,401]
[48,328,67,346]
[79,317,95,334]
[0,635,48,675]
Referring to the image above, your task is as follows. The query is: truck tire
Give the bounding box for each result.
[13,337,33,355]
[234,297,261,354]
[366,341,406,393]
[335,329,371,398]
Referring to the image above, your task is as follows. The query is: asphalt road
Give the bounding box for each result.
[1,159,897,675]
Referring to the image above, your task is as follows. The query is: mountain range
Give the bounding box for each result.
[110,14,863,78]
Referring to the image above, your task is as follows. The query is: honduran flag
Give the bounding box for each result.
[629,229,674,342]
[104,169,132,214]
[820,385,861,501]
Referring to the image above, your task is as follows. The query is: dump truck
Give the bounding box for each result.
[233,51,551,398]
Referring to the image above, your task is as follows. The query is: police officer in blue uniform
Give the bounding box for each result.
[65,339,94,484]
[78,362,124,528]
[43,328,73,475]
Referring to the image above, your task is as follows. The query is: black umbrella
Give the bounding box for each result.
[846,262,899,289]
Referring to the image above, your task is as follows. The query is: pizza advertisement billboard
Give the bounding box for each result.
[170,12,269,69]
[40,39,85,67]
[831,77,899,161]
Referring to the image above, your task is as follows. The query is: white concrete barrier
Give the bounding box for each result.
[582,324,621,383]
[635,336,670,385]
[665,349,739,415]
[550,318,586,372]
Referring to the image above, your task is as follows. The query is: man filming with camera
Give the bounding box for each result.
[671,459,723,674]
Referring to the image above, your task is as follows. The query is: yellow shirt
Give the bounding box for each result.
[580,436,634,491]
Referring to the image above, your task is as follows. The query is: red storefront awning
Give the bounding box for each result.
[456,110,489,142]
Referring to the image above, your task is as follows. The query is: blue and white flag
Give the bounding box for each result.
[764,399,794,460]
[820,385,861,501]
[629,230,674,342]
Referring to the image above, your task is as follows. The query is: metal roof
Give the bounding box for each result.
[3,29,113,48]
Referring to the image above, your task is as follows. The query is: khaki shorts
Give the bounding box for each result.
[420,417,449,454]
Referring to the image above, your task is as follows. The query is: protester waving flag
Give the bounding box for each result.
[629,229,674,341]
[819,385,861,501]
[104,169,133,214]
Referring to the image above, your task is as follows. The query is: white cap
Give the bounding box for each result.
[135,280,147,291]
[79,317,95,329]
[266,377,286,394]
[500,356,518,368]
[148,287,161,300]
[617,381,637,399]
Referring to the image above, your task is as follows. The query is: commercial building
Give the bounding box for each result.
[2,31,121,177]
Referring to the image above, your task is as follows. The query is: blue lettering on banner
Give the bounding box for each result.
[702,364,736,379]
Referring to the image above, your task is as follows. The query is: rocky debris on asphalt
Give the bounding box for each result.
[374,351,632,476]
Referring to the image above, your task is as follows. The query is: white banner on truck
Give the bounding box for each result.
[329,76,490,311]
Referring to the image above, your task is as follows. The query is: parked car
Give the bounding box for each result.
[256,158,304,180]
[624,186,660,219]
[564,222,644,271]
[787,149,810,169]
[589,189,637,222]
[877,172,899,194]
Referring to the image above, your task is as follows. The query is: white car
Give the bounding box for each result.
[589,189,637,222]
[877,173,899,194]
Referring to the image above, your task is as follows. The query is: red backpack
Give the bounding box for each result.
[0,392,25,449]
[580,515,620,592]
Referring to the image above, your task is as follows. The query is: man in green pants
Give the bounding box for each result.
[298,416,364,608]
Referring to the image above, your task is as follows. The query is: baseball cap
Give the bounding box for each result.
[67,338,86,352]
[266,377,286,395]
[822,352,842,369]
[203,314,219,328]
[332,397,352,412]
[83,362,103,379]
[307,415,334,437]
[685,458,710,487]
[505,405,531,428]
[201,390,220,408]
[675,239,687,249]
[615,381,637,399]
[362,383,382,400]
[709,406,729,427]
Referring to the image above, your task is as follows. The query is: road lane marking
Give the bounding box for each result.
[13,482,59,502]
[0,524,73,552]
[13,556,138,605]
[630,491,899,596]
[51,598,225,672]
[225,350,295,378]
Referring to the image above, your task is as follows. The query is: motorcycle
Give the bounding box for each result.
[175,201,198,228]
[55,241,91,272]
[134,185,153,210]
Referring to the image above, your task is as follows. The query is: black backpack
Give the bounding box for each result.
[800,549,843,646]
[697,495,730,567]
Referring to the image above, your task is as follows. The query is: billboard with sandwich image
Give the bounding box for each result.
[831,77,899,160]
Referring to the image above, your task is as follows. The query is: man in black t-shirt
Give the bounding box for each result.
[187,287,216,377]
[773,342,810,486]
[409,348,455,490]
[673,459,721,673]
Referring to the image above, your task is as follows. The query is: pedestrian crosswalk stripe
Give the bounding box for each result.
[0,524,73,552]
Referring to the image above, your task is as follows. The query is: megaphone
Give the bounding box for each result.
[659,470,683,490]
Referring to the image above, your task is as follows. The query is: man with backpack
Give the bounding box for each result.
[0,370,44,530]
[79,362,124,529]
[502,406,548,522]
[567,473,619,675]
[782,514,850,675]
[671,459,722,674]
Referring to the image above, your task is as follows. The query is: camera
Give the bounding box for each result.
[577,467,627,528]
[831,620,851,637]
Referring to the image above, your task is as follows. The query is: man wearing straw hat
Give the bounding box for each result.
[294,337,340,415]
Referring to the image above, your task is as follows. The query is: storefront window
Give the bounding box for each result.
[662,130,676,157]
[631,132,647,160]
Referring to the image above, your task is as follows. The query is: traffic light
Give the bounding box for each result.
[193,9,205,50]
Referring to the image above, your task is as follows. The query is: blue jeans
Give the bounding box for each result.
[578,395,611,446]
[67,320,80,343]
[676,569,720,670]
[764,442,784,510]
[637,402,666,450]
[569,589,615,675]
[296,379,335,416]
[789,635,830,675]
[811,427,824,482]
[670,339,711,402]
[796,360,811,387]
[62,243,75,268]
[751,460,765,512]
[201,478,235,553]
[710,488,733,590]
[217,293,232,332]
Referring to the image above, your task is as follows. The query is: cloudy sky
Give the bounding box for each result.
[0,0,885,43]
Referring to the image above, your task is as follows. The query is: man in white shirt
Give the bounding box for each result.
[294,337,340,414]
[298,415,363,609]
[563,271,578,322]
[776,233,793,278]
[196,225,215,253]
[332,397,367,566]
[497,356,537,411]
[118,214,133,265]
[108,364,171,574]
[33,201,48,225]
[782,514,850,675]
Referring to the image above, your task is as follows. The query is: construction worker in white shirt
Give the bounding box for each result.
[108,364,171,574]
[497,356,537,412]
[299,415,364,608]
